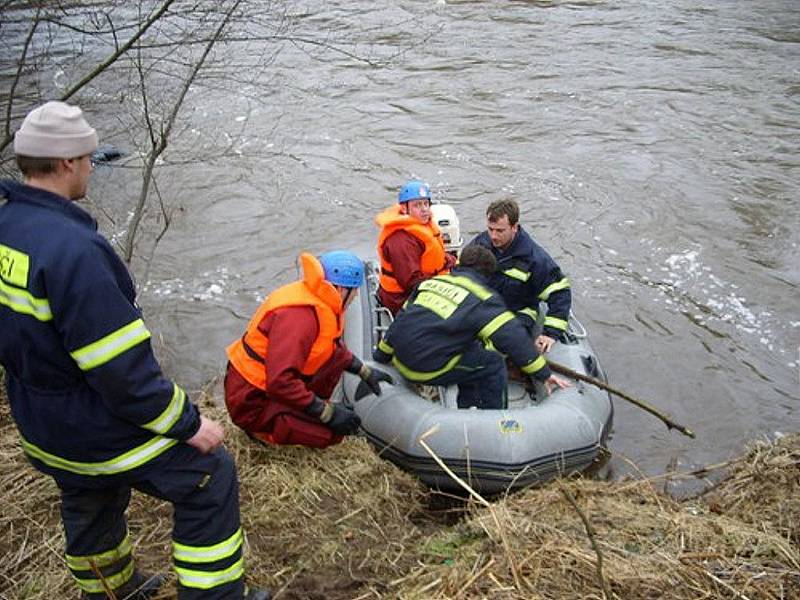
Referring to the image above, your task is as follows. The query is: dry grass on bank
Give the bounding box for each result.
[0,383,798,599]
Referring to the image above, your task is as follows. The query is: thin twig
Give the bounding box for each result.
[418,425,523,591]
[88,559,117,600]
[3,8,40,141]
[557,481,613,600]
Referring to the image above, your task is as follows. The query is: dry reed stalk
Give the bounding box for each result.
[417,424,523,592]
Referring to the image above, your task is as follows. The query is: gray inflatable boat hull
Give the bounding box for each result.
[340,265,613,494]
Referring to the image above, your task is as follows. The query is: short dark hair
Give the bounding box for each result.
[16,155,59,177]
[458,245,496,277]
[486,198,519,226]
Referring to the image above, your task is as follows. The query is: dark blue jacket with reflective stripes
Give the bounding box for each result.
[0,180,199,484]
[373,266,551,382]
[468,226,571,339]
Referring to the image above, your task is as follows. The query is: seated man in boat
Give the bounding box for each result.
[372,245,569,409]
[225,251,393,448]
[375,179,456,314]
[466,198,571,354]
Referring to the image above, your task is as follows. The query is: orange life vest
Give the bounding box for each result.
[226,253,344,390]
[375,205,448,294]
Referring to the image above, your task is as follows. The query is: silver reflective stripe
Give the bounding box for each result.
[21,435,178,476]
[175,557,245,590]
[0,279,52,321]
[71,318,151,371]
[173,528,243,563]
[142,383,186,434]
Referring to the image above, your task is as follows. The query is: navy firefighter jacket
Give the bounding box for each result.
[373,266,551,382]
[0,180,199,485]
[468,225,571,339]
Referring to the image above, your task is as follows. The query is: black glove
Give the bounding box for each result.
[348,356,394,395]
[325,403,361,436]
[358,364,393,396]
[305,398,361,436]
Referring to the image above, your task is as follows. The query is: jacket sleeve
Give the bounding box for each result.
[472,294,552,382]
[53,238,199,441]
[528,254,571,339]
[306,339,353,399]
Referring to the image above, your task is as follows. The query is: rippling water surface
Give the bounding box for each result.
[3,0,799,479]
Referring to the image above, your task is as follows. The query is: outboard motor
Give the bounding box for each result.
[431,203,463,257]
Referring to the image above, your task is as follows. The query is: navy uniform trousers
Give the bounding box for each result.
[425,341,508,410]
[56,443,245,599]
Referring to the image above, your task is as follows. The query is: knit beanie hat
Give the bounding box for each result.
[14,101,98,158]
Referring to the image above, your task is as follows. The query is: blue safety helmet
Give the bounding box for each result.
[398,179,432,204]
[319,251,364,288]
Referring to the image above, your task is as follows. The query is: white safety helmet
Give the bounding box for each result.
[430,203,463,255]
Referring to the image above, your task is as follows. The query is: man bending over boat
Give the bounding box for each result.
[375,179,456,314]
[225,251,392,448]
[466,198,571,354]
[372,245,569,409]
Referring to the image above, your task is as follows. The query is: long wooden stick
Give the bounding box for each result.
[547,359,695,439]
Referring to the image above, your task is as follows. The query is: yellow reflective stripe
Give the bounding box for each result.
[502,267,530,282]
[142,383,186,434]
[0,279,52,321]
[518,307,538,321]
[520,355,547,375]
[0,243,30,287]
[377,338,394,355]
[66,533,131,570]
[538,277,570,301]
[175,557,245,590]
[438,275,492,300]
[21,435,178,476]
[544,315,568,331]
[391,353,462,382]
[71,318,151,371]
[73,560,134,593]
[174,528,243,564]
[477,311,514,341]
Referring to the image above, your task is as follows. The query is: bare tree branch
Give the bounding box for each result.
[122,0,245,263]
[2,7,40,146]
[0,0,177,154]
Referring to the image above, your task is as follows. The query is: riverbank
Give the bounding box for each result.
[1,383,797,599]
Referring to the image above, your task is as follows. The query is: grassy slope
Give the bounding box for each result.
[1,384,797,599]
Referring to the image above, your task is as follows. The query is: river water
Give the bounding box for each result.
[2,0,799,481]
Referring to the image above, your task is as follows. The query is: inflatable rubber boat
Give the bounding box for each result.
[340,260,614,495]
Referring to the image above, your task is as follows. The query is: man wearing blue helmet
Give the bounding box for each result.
[225,252,392,448]
[375,179,456,314]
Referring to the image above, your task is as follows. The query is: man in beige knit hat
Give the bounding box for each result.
[1,101,270,600]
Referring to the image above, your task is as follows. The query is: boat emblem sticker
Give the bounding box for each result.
[499,419,523,434]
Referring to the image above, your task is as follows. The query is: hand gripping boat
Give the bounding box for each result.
[340,262,614,495]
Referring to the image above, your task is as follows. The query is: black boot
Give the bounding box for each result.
[244,587,272,600]
[82,571,165,600]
